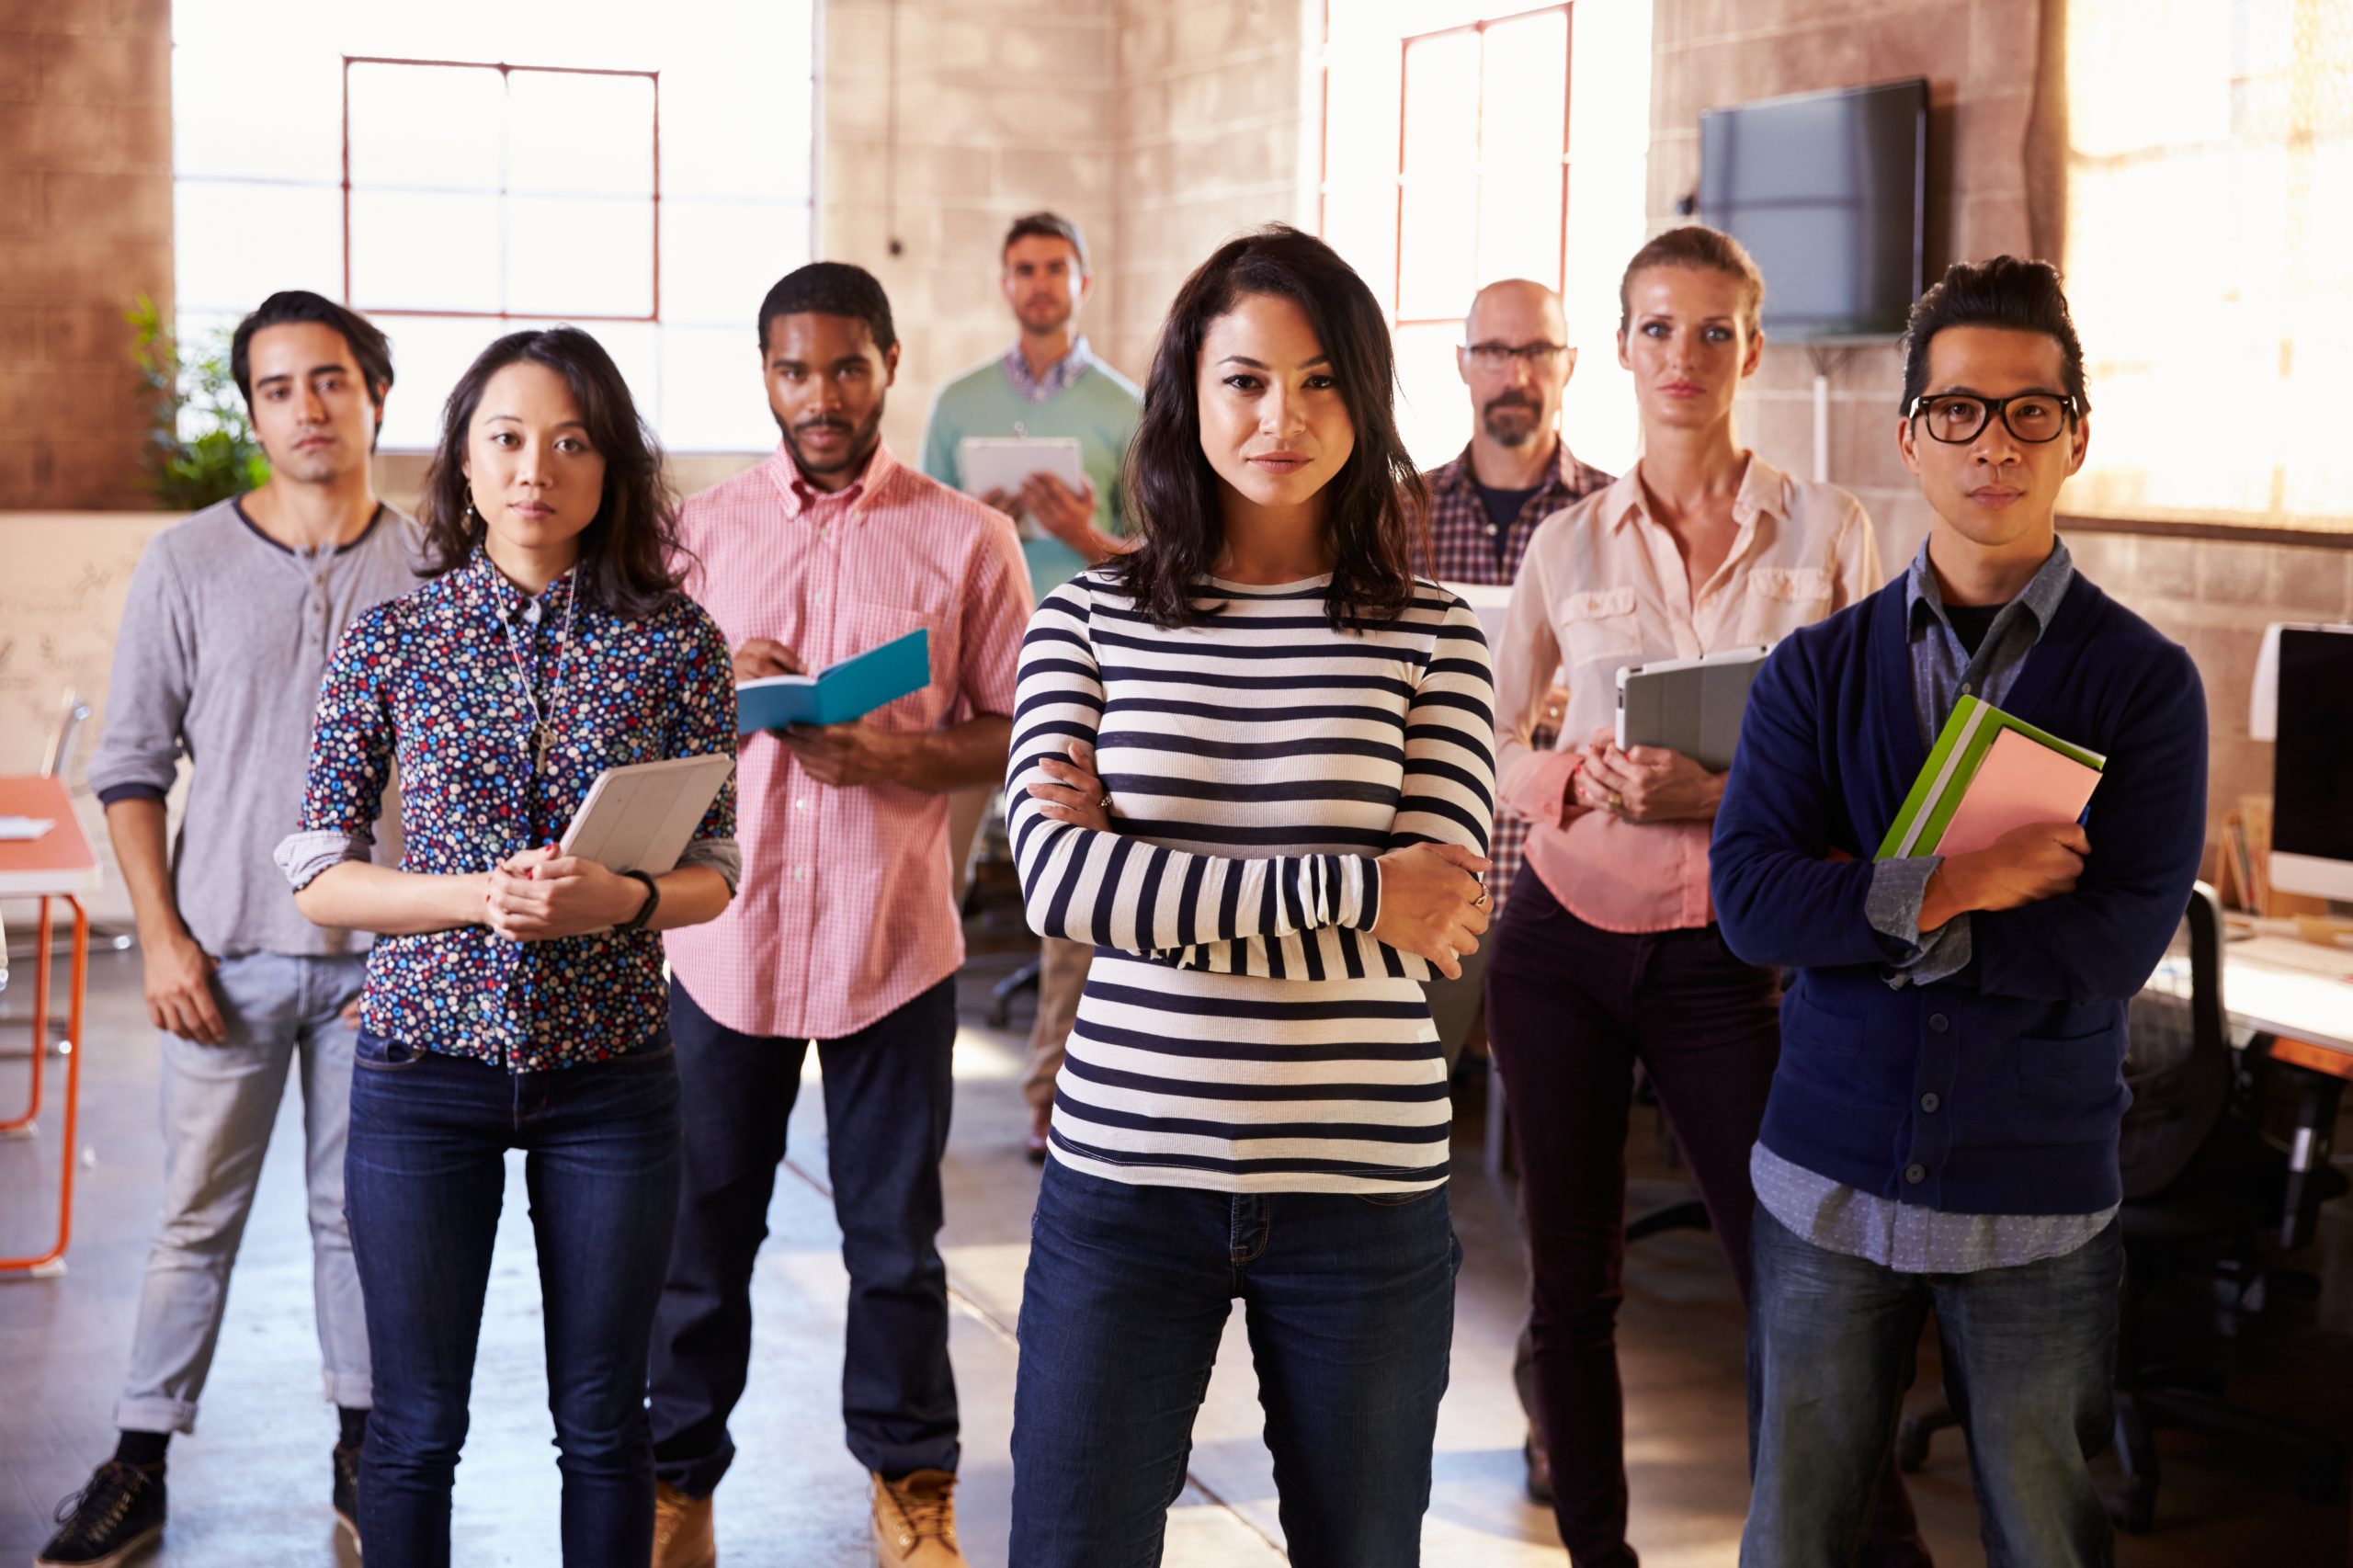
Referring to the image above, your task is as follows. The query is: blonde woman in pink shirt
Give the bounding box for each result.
[1483,226,1920,1567]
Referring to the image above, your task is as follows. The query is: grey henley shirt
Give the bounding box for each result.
[85,496,426,959]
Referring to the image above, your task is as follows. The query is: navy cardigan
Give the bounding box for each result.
[1711,570,2207,1217]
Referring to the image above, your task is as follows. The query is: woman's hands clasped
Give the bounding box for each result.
[483,846,645,941]
[1572,724,1727,824]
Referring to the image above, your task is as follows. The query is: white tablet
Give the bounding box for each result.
[559,754,735,876]
[957,437,1086,540]
[1614,646,1771,773]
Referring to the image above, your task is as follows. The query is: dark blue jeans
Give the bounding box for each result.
[344,1033,682,1568]
[1010,1160,1461,1568]
[1744,1207,2121,1568]
[650,975,959,1494]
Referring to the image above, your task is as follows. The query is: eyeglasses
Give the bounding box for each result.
[1463,340,1569,372]
[1905,392,2079,445]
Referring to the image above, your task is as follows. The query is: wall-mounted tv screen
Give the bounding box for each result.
[1699,78,1928,341]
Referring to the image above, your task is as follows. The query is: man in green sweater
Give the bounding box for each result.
[920,210,1141,1157]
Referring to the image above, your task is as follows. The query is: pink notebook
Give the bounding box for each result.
[1938,727,2103,857]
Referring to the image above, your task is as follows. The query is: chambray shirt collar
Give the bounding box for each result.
[1000,335,1097,404]
[1904,535,2075,648]
[764,438,903,520]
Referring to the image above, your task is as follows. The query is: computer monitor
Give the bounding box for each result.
[2270,626,2353,903]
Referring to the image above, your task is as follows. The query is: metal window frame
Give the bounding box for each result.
[339,54,664,324]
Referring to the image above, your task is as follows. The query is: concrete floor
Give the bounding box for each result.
[2,938,2348,1566]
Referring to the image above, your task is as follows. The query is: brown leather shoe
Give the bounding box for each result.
[652,1480,715,1568]
[870,1469,967,1566]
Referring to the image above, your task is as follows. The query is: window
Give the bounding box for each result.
[1321,1,1652,474]
[2064,0,2353,533]
[171,0,815,452]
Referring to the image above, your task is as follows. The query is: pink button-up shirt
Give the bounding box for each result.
[665,442,1032,1039]
[1493,453,1881,933]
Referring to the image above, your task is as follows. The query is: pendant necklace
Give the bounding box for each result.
[500,581,578,778]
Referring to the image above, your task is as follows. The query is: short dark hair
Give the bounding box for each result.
[1617,224,1766,340]
[416,326,688,620]
[1900,256,2090,416]
[756,262,896,357]
[1115,224,1427,632]
[230,290,395,440]
[1003,211,1089,272]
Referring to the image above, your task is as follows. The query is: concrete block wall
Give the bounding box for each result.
[817,0,1123,460]
[0,0,175,510]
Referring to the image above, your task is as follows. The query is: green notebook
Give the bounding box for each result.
[1876,696,2107,859]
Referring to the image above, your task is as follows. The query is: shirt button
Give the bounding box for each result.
[792,866,808,881]
[794,798,809,812]
[1928,1013,1949,1032]
[1904,1163,1927,1185]
[1960,682,1973,697]
[815,589,829,605]
[1919,1092,1941,1114]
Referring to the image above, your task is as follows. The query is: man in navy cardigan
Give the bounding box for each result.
[1713,257,2206,1568]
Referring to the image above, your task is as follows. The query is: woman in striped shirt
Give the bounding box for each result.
[1003,226,1495,1566]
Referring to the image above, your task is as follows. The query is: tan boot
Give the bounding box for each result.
[870,1469,967,1567]
[653,1480,715,1568]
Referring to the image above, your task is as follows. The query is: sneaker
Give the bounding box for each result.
[35,1460,165,1567]
[652,1480,715,1568]
[1523,1431,1555,1507]
[870,1470,966,1567]
[332,1443,362,1554]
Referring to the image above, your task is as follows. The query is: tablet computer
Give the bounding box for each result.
[559,753,735,876]
[957,437,1086,540]
[1614,646,1771,773]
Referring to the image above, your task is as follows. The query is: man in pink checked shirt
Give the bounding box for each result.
[648,263,1031,1568]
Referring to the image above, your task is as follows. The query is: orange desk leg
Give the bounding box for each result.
[0,894,51,1134]
[1,895,84,1276]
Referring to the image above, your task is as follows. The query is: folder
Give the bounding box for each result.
[1876,695,2105,860]
[735,628,930,734]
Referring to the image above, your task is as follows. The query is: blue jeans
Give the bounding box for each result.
[1010,1161,1461,1568]
[344,1034,682,1568]
[651,976,960,1493]
[1744,1207,2120,1568]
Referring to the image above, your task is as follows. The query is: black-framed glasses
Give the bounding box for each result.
[1905,392,2079,445]
[1463,340,1569,372]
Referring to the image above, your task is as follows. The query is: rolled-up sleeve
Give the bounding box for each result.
[1867,855,1974,987]
[277,608,397,892]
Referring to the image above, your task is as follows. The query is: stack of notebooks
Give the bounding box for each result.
[1877,696,2105,861]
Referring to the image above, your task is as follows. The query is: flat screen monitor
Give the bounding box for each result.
[1699,78,1928,340]
[2271,627,2353,903]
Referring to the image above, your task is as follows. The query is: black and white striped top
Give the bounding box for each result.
[1006,569,1495,1193]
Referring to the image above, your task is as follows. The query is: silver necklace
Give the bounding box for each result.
[499,583,578,776]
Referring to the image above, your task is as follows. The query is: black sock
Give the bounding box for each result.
[337,1406,368,1449]
[114,1430,168,1468]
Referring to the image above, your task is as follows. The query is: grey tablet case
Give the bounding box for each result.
[1613,646,1771,773]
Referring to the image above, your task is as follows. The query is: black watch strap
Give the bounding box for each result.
[618,869,661,932]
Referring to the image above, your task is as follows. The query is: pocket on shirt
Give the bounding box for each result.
[1740,566,1834,642]
[1556,586,1643,667]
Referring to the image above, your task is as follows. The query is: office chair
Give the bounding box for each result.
[1895,883,2349,1532]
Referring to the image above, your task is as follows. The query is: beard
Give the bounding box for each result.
[775,399,886,478]
[1018,295,1074,336]
[1481,394,1545,449]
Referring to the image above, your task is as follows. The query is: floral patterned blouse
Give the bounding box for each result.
[278,551,739,1070]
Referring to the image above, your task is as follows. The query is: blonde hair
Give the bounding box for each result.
[1617,224,1765,341]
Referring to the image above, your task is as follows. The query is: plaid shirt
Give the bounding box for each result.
[1421,437,1615,907]
[1001,335,1100,404]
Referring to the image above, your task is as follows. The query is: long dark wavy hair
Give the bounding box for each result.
[1114,225,1427,631]
[417,326,688,619]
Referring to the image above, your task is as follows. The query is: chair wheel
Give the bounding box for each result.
[1894,1417,1931,1473]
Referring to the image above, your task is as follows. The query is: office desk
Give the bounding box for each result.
[2221,925,2353,1248]
[0,775,99,1277]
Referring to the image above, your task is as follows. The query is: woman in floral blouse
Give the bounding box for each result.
[277,326,738,1567]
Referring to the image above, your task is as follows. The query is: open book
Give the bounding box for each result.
[1876,696,2105,860]
[735,628,930,734]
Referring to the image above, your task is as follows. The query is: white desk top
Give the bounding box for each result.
[2221,931,2353,1055]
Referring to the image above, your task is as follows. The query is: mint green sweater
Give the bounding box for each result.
[918,351,1142,602]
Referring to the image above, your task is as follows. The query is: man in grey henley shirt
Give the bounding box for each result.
[41,291,422,1568]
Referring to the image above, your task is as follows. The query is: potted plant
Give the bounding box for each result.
[125,294,269,510]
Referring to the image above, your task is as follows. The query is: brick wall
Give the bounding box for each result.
[0,0,174,509]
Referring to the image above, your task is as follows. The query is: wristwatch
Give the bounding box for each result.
[618,869,661,932]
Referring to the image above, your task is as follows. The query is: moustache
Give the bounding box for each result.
[796,418,852,436]
[1484,395,1540,415]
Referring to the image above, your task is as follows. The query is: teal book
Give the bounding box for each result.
[735,628,930,733]
[1875,695,2107,860]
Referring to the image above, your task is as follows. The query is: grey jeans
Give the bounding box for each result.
[116,950,372,1434]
